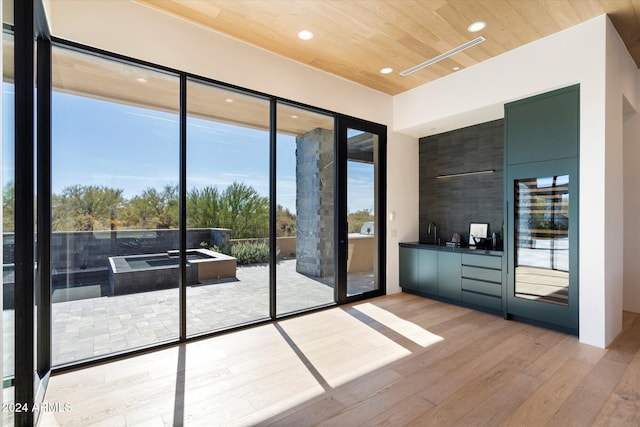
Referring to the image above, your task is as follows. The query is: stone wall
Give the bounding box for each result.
[296,128,335,278]
[419,119,504,245]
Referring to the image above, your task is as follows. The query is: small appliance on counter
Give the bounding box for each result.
[446,232,461,248]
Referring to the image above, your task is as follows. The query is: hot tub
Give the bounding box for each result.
[108,248,236,295]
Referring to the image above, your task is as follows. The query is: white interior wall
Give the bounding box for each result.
[604,19,640,342]
[385,132,419,294]
[394,16,613,347]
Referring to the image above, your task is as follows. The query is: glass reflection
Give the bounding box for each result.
[514,175,569,306]
[347,129,378,296]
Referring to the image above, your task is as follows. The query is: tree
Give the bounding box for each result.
[52,185,124,231]
[276,205,296,237]
[186,186,221,228]
[123,184,178,229]
[219,182,269,238]
[347,208,374,233]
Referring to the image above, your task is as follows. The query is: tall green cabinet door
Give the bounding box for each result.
[438,251,461,300]
[399,247,419,291]
[418,249,438,295]
[505,85,579,335]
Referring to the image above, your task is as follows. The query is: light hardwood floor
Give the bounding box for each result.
[39,293,640,426]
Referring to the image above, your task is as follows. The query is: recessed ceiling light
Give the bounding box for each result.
[380,67,393,74]
[453,66,460,71]
[136,77,147,83]
[291,115,298,119]
[297,30,314,40]
[468,21,486,32]
[225,98,234,103]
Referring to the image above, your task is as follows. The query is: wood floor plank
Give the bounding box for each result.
[544,357,629,426]
[591,352,640,426]
[500,356,594,425]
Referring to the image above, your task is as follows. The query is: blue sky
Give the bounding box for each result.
[2,83,374,214]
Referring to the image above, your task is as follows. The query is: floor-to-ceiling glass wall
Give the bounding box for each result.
[50,45,181,366]
[275,103,335,315]
[186,79,271,334]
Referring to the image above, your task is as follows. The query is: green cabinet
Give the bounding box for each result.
[461,253,503,312]
[418,249,438,295]
[399,246,437,295]
[437,251,461,300]
[399,247,419,291]
[400,245,503,314]
[504,84,579,334]
[505,85,579,165]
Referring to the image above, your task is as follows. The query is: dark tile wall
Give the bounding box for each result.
[419,119,504,246]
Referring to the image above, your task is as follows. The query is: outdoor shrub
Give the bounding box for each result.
[231,241,278,265]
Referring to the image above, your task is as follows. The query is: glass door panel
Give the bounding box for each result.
[506,160,578,333]
[275,103,335,316]
[186,79,270,334]
[336,118,386,303]
[51,46,181,365]
[346,129,378,296]
[515,175,569,305]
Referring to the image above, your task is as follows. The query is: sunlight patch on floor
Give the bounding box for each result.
[352,302,444,348]
[276,309,411,389]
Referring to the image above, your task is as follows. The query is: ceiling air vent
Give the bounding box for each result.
[400,36,486,77]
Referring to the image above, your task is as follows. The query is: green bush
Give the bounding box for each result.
[230,241,279,265]
[201,240,279,265]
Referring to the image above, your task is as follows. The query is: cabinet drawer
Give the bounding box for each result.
[461,253,501,269]
[462,278,501,297]
[461,290,502,311]
[461,265,502,283]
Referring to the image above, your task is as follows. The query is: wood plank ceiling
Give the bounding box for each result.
[137,0,640,95]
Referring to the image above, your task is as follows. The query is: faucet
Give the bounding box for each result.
[427,221,438,245]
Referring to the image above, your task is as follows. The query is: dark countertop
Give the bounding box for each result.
[399,241,504,257]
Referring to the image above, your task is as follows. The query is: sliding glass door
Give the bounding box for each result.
[337,118,386,302]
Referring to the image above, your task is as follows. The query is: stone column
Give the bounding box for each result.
[295,128,334,280]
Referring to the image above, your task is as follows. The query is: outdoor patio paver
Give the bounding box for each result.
[3,259,374,374]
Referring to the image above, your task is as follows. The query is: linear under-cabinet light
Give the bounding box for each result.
[436,169,494,179]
